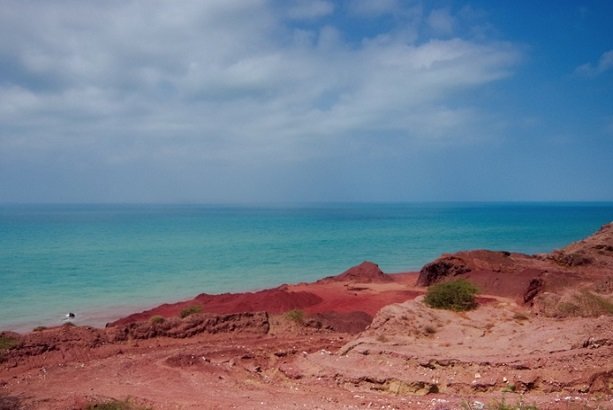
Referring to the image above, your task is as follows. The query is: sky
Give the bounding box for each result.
[0,0,612,203]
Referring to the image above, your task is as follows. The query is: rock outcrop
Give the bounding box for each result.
[289,297,613,397]
[415,222,613,307]
[318,261,393,284]
[416,256,471,286]
[1,312,270,367]
[108,311,270,341]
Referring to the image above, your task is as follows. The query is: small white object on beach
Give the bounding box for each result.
[64,312,76,321]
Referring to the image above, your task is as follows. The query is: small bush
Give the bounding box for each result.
[0,334,19,364]
[424,279,478,311]
[423,325,437,335]
[285,309,305,324]
[85,398,150,410]
[574,291,613,316]
[0,335,19,351]
[376,334,389,343]
[512,312,529,321]
[551,290,613,318]
[180,305,202,319]
[557,301,580,316]
[149,315,165,324]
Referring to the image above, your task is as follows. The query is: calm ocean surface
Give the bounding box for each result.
[1,203,612,331]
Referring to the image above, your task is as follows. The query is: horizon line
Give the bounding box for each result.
[2,200,613,207]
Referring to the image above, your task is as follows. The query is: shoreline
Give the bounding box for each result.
[1,266,419,334]
[3,203,611,335]
[1,223,611,409]
[0,301,160,334]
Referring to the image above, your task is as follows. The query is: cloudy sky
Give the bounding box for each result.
[1,0,612,203]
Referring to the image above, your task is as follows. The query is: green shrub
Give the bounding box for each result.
[0,334,19,363]
[573,291,613,316]
[285,309,305,324]
[376,334,389,343]
[512,312,529,321]
[423,325,437,335]
[85,398,150,410]
[424,279,478,311]
[553,290,613,318]
[0,335,19,350]
[557,302,580,316]
[149,315,165,324]
[179,305,202,319]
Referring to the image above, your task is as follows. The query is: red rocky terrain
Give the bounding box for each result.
[1,224,611,409]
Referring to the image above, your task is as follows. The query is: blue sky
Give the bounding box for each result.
[0,0,612,203]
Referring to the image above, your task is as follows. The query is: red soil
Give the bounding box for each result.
[109,264,420,327]
[317,260,394,283]
[2,223,611,409]
[109,287,323,327]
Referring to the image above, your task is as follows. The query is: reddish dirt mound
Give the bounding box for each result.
[318,261,393,283]
[109,287,322,326]
[416,250,554,301]
[110,264,416,327]
[549,221,613,268]
[194,287,323,314]
[415,222,613,304]
[416,255,472,286]
[108,312,270,341]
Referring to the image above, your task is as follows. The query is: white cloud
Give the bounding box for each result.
[575,50,613,76]
[0,0,521,201]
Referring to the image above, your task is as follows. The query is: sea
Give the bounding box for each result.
[1,202,612,332]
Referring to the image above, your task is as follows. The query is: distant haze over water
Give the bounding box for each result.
[1,202,612,331]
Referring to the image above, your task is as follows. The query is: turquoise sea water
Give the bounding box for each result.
[1,203,612,331]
